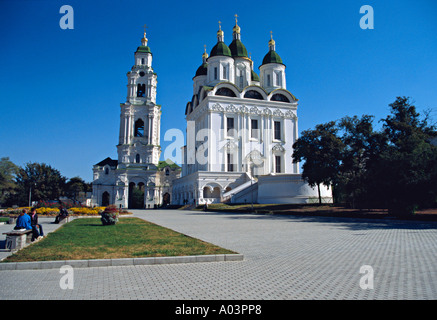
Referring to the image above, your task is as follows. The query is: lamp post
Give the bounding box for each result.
[28,182,36,207]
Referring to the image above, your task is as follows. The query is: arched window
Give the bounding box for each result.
[165,168,170,176]
[215,87,237,97]
[104,167,109,175]
[271,93,290,103]
[137,83,145,97]
[135,154,140,163]
[134,119,144,137]
[244,90,264,100]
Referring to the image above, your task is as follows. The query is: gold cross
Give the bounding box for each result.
[204,44,207,53]
[270,30,273,39]
[234,14,238,24]
[218,20,221,30]
[143,24,148,34]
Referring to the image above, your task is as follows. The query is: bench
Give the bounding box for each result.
[2,229,33,251]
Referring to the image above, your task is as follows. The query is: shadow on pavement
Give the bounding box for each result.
[181,209,437,231]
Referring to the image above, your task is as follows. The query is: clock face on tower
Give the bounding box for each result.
[139,71,145,77]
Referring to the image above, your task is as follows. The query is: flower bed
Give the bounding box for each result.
[0,206,115,216]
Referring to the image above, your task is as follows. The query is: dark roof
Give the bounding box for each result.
[229,39,248,58]
[136,45,151,54]
[157,160,181,170]
[194,62,208,77]
[209,41,232,58]
[95,157,118,167]
[251,70,260,82]
[261,50,284,66]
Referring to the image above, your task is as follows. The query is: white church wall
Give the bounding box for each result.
[257,174,333,204]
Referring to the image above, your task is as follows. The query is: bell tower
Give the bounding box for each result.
[117,27,161,168]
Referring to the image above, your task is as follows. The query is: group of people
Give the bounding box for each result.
[13,208,44,242]
[13,205,70,242]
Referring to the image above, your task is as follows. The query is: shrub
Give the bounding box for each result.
[100,205,119,225]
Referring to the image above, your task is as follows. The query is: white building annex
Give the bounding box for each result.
[92,29,181,209]
[172,18,332,205]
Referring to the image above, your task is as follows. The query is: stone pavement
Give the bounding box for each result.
[0,209,437,300]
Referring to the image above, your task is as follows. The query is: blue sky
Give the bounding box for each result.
[1,0,436,182]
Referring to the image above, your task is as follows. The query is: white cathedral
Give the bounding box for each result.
[92,18,332,208]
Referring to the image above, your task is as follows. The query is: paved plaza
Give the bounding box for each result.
[1,209,437,300]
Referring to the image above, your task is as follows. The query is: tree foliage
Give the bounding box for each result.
[292,97,437,216]
[0,157,19,206]
[369,97,437,215]
[13,162,67,206]
[65,176,91,202]
[292,121,344,203]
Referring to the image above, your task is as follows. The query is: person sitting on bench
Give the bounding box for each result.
[14,209,32,231]
[30,207,44,241]
[54,205,69,224]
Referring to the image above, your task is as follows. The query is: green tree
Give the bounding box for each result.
[370,97,437,216]
[292,121,345,204]
[0,157,19,206]
[13,162,67,206]
[65,176,89,203]
[337,115,385,208]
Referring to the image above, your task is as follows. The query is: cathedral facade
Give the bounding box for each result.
[172,18,332,205]
[91,30,181,208]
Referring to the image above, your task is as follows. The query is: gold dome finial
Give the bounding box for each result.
[268,30,276,50]
[233,14,241,34]
[202,44,208,60]
[217,20,224,41]
[142,24,148,45]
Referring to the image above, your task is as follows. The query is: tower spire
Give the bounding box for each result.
[142,24,148,46]
[202,44,208,62]
[268,30,276,51]
[217,20,224,42]
[233,14,241,40]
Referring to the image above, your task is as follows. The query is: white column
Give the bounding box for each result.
[148,115,152,145]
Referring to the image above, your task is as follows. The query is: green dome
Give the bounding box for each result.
[261,50,283,66]
[210,41,232,57]
[251,70,260,82]
[194,63,208,77]
[136,45,151,54]
[229,39,248,58]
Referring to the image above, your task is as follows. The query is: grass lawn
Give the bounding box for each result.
[2,217,236,262]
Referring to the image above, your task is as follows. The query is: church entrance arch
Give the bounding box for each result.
[128,182,145,209]
[102,191,110,206]
[162,192,170,206]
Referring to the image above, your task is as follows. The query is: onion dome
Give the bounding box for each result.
[229,39,248,57]
[209,21,232,58]
[136,29,152,54]
[261,31,284,66]
[194,46,208,77]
